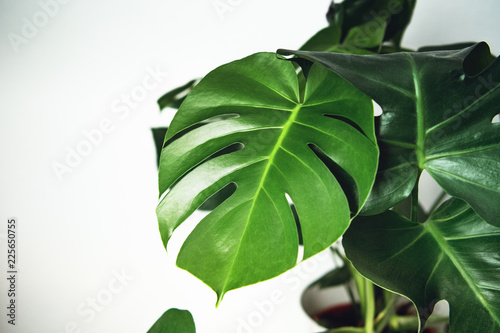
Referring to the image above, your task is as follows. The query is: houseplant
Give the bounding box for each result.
[149,0,500,332]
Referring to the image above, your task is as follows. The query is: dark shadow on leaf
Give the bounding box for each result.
[462,42,495,77]
[164,114,240,147]
[163,142,243,210]
[199,182,238,211]
[152,127,168,167]
[323,114,369,139]
[308,144,359,214]
[290,202,303,245]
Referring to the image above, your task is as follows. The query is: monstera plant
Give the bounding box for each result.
[149,0,500,332]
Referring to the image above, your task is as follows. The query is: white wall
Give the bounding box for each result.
[1,0,499,332]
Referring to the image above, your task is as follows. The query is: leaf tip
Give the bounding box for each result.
[215,292,225,308]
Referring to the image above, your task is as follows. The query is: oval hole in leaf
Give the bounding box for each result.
[492,113,500,123]
[323,114,369,139]
[307,143,359,213]
[199,182,238,211]
[182,142,245,205]
[164,113,240,147]
[373,100,382,117]
[180,142,243,181]
[286,193,303,246]
[163,142,244,207]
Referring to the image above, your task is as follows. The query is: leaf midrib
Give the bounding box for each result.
[425,166,500,193]
[424,221,500,327]
[218,103,303,301]
[232,71,299,104]
[425,143,500,161]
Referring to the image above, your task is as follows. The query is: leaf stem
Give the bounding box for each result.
[363,279,375,333]
[348,263,366,317]
[374,292,397,333]
[348,262,375,333]
[326,327,365,333]
[389,314,449,331]
[345,282,361,321]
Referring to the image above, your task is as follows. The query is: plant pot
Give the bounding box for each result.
[311,302,438,333]
[302,283,446,332]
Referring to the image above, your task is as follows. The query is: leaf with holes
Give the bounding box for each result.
[343,198,500,333]
[278,43,500,226]
[156,52,378,303]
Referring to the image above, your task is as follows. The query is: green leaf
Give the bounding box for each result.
[301,13,386,55]
[278,42,500,226]
[342,17,386,48]
[154,127,240,211]
[156,52,378,303]
[148,308,196,333]
[343,198,500,333]
[158,79,198,110]
[300,25,342,52]
[326,0,416,46]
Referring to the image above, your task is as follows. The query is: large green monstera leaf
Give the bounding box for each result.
[343,198,500,332]
[156,52,378,303]
[279,43,500,226]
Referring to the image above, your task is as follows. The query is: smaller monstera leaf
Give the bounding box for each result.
[343,198,500,333]
[300,17,387,55]
[326,0,416,46]
[148,308,196,333]
[302,18,387,55]
[278,42,500,227]
[156,52,378,303]
[158,79,199,110]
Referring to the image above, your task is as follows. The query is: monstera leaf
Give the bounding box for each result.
[158,79,198,110]
[278,42,500,226]
[156,52,378,303]
[343,198,500,332]
[326,0,416,46]
[148,308,196,333]
[300,17,387,55]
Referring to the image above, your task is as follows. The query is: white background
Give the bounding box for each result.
[1,0,500,332]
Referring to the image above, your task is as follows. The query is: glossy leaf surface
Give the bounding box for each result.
[279,43,500,226]
[148,308,196,333]
[156,52,378,303]
[152,127,238,210]
[343,198,500,332]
